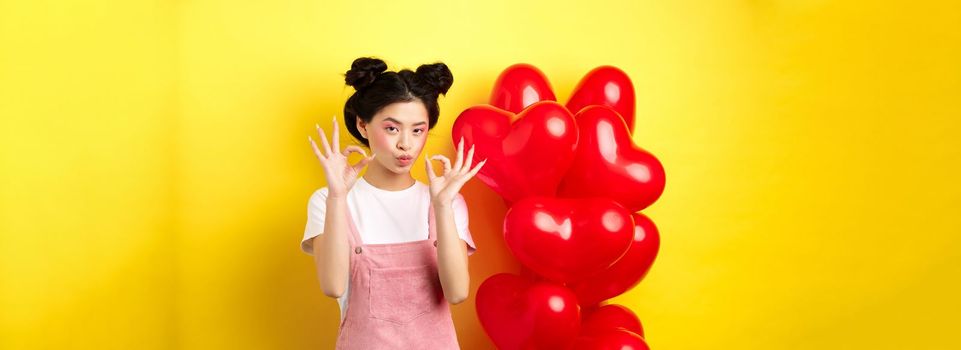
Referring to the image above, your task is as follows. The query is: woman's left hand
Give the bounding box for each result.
[425,136,487,207]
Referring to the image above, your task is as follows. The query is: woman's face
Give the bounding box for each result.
[358,100,430,174]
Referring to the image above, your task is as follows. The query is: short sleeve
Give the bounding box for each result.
[452,193,477,256]
[301,188,329,255]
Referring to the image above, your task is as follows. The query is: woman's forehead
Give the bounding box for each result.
[375,101,428,125]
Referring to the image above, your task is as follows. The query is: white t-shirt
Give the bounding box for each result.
[301,177,477,322]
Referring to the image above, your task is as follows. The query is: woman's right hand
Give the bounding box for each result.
[309,115,376,198]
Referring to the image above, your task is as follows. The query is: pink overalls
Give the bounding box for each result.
[335,204,461,349]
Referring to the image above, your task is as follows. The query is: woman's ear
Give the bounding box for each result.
[356,118,368,139]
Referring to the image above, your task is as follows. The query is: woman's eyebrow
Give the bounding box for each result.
[383,117,427,126]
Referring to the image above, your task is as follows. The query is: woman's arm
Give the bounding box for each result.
[312,195,351,299]
[425,137,486,305]
[307,116,374,299]
[434,200,470,304]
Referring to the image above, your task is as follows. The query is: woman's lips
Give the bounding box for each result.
[396,156,412,166]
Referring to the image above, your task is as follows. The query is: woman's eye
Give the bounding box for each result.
[385,127,424,135]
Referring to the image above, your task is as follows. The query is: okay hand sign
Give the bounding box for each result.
[308,115,376,198]
[425,136,487,206]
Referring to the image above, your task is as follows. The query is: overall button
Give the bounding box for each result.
[354,247,363,254]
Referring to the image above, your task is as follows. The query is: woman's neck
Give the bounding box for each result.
[363,161,416,191]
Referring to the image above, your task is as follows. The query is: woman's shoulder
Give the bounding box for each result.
[307,187,328,211]
[311,187,329,199]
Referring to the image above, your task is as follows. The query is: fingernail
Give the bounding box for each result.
[315,123,319,129]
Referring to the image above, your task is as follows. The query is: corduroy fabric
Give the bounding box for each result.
[334,205,460,349]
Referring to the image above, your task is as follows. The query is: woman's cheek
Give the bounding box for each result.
[416,136,427,153]
[373,132,391,153]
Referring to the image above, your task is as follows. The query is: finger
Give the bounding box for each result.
[331,115,341,155]
[316,123,332,156]
[341,145,368,172]
[342,145,367,158]
[453,136,465,173]
[431,154,452,175]
[354,153,376,173]
[466,158,487,178]
[308,136,326,164]
[462,143,476,173]
[425,155,437,181]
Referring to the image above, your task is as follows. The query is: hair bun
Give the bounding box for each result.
[345,57,388,90]
[415,62,453,95]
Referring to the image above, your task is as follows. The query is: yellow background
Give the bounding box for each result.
[2,0,959,349]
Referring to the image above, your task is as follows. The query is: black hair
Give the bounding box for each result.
[342,57,453,148]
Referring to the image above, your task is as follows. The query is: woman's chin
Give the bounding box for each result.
[385,162,411,173]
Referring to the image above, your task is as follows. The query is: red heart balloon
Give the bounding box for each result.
[570,213,660,306]
[504,196,635,283]
[490,63,557,114]
[566,66,637,133]
[452,101,578,204]
[558,105,665,212]
[476,273,581,350]
[581,304,644,338]
[519,265,552,283]
[569,328,649,350]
